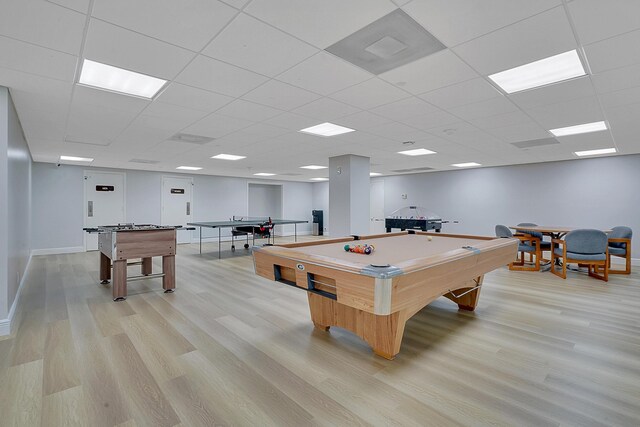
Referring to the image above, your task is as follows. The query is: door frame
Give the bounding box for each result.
[161,175,194,242]
[246,181,284,219]
[83,170,127,251]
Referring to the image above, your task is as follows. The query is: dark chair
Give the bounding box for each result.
[495,225,541,271]
[607,226,632,274]
[517,222,552,263]
[551,229,608,281]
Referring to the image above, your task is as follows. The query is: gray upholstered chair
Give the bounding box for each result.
[495,225,541,271]
[607,226,632,274]
[517,222,552,262]
[551,229,608,281]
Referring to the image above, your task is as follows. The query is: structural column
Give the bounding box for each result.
[328,154,370,237]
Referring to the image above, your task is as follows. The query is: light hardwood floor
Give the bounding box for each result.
[1,236,640,426]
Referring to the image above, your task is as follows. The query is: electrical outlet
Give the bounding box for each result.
[401,194,408,199]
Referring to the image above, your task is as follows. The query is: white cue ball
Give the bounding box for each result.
[427,236,432,241]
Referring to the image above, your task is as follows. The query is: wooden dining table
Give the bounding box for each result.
[508,225,612,239]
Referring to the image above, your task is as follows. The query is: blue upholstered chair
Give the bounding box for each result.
[517,222,552,262]
[551,229,608,281]
[607,226,632,274]
[495,225,541,271]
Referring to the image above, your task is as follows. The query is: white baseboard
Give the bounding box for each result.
[31,246,84,256]
[0,254,32,337]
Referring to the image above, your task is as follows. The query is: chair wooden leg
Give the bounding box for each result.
[609,253,632,275]
[588,262,608,282]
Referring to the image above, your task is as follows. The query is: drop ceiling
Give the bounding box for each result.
[1,0,639,181]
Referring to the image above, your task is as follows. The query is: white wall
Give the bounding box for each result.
[314,155,640,257]
[248,183,282,219]
[0,87,32,326]
[30,163,314,251]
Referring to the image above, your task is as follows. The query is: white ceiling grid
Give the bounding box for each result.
[0,0,636,181]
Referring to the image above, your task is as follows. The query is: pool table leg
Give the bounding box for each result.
[443,276,483,311]
[307,293,408,360]
[100,253,111,284]
[141,257,152,276]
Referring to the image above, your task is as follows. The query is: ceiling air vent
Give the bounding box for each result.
[169,133,216,144]
[511,137,559,149]
[391,167,434,173]
[326,9,446,75]
[129,158,160,164]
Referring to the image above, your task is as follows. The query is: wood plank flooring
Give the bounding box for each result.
[1,236,639,426]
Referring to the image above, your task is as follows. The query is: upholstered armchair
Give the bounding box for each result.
[551,229,608,281]
[607,226,632,274]
[495,225,542,271]
[516,222,552,262]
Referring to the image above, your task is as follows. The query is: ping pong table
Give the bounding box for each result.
[188,217,309,258]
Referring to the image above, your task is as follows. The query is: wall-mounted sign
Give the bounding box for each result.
[96,185,114,191]
[171,188,185,194]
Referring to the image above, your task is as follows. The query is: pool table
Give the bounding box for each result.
[253,231,518,359]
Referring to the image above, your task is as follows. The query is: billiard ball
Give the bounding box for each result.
[427,236,432,241]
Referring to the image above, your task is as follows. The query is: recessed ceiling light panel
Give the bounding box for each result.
[253,173,276,176]
[299,122,355,137]
[60,155,93,162]
[488,50,586,94]
[211,154,246,161]
[78,59,167,99]
[370,172,382,176]
[452,162,481,168]
[574,148,617,157]
[549,121,607,137]
[310,177,329,181]
[300,165,328,170]
[176,166,202,170]
[398,148,436,156]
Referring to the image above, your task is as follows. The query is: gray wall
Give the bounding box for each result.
[0,87,32,319]
[313,155,640,257]
[31,163,314,251]
[248,183,283,219]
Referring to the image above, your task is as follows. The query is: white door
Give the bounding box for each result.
[370,180,385,234]
[161,176,193,244]
[84,171,126,251]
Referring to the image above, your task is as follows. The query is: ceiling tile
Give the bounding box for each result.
[403,0,561,47]
[0,36,77,82]
[216,99,284,121]
[291,98,360,121]
[584,29,640,74]
[600,86,640,110]
[0,1,85,55]
[143,101,209,128]
[485,122,551,143]
[262,112,320,131]
[155,83,233,113]
[419,78,501,110]
[244,0,396,48]
[242,80,321,110]
[330,78,410,110]
[371,97,440,122]
[591,62,640,94]
[525,96,603,129]
[175,55,268,97]
[399,110,460,131]
[508,76,594,110]
[568,0,640,45]
[366,121,433,142]
[202,13,317,77]
[92,0,238,51]
[447,96,517,121]
[333,111,394,130]
[182,113,255,138]
[84,19,196,80]
[379,49,478,94]
[453,6,577,75]
[469,111,538,130]
[276,51,372,95]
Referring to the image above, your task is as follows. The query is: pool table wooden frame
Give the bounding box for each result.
[253,231,517,359]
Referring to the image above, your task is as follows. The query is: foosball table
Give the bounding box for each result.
[83,224,183,301]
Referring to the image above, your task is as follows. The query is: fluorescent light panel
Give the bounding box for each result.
[300,165,328,170]
[253,173,276,176]
[574,148,616,157]
[398,148,436,156]
[310,177,329,181]
[452,162,481,168]
[370,172,382,176]
[60,155,93,162]
[211,154,246,160]
[78,59,167,99]
[176,166,202,170]
[299,122,355,137]
[488,50,586,94]
[550,121,607,137]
